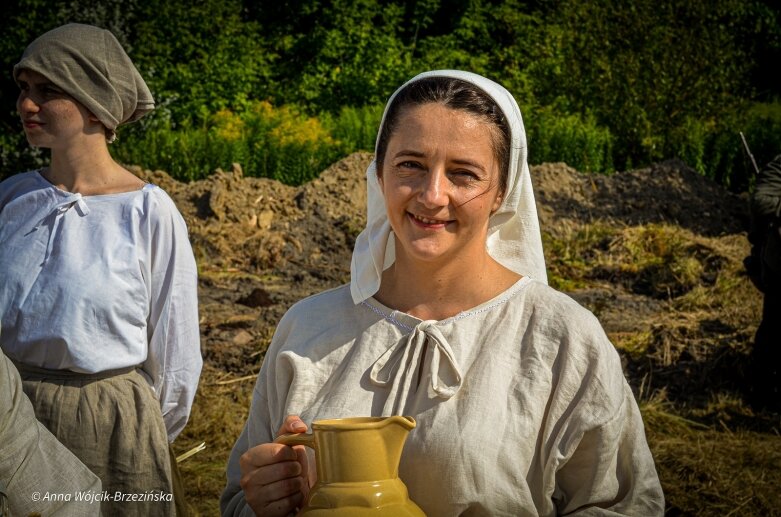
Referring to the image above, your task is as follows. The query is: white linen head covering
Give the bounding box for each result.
[350,69,547,303]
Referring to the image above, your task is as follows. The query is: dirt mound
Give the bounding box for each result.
[532,159,749,236]
[131,154,753,378]
[133,153,373,371]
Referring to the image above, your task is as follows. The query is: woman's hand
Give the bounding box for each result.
[239,415,313,516]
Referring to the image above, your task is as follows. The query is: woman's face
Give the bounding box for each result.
[379,102,504,267]
[16,69,101,149]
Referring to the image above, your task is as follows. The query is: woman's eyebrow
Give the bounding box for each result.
[451,159,487,172]
[393,149,426,159]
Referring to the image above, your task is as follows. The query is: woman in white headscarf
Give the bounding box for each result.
[221,70,664,516]
[0,23,201,516]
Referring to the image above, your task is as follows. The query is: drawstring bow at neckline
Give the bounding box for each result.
[33,193,90,263]
[369,320,463,416]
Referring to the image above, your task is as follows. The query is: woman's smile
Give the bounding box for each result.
[407,211,453,229]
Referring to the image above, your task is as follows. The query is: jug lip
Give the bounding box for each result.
[312,416,416,430]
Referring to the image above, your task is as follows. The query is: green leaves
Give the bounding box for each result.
[1,0,779,187]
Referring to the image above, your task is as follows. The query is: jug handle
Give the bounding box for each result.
[275,432,314,449]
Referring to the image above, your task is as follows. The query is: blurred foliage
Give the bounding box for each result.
[1,0,779,188]
[114,100,343,184]
[525,107,614,172]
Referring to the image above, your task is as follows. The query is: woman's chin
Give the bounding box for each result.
[397,241,453,265]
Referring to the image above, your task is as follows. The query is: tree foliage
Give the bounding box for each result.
[0,0,779,187]
[532,0,768,168]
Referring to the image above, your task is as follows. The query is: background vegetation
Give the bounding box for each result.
[0,0,779,188]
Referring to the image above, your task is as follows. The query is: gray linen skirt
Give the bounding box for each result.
[16,363,177,516]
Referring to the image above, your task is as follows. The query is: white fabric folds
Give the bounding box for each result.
[0,171,202,442]
[368,319,463,415]
[350,70,548,303]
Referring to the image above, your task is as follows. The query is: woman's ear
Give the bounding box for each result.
[491,188,504,214]
[88,114,101,124]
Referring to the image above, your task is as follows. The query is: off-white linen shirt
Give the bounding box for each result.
[221,278,664,516]
[0,170,202,442]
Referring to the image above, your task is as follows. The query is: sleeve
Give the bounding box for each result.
[220,387,276,516]
[0,348,102,516]
[141,191,203,443]
[545,310,665,516]
[554,383,665,516]
[221,305,300,516]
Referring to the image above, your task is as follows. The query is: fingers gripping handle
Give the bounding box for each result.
[275,432,315,448]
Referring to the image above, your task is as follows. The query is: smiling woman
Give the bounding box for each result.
[221,71,665,516]
[380,105,504,266]
[372,82,516,319]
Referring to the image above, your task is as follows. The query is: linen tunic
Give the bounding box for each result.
[221,278,664,516]
[0,170,201,441]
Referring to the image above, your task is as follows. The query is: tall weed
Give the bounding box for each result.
[526,107,614,172]
[111,100,781,189]
[321,105,384,153]
[691,102,781,191]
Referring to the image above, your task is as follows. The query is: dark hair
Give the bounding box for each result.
[375,76,511,194]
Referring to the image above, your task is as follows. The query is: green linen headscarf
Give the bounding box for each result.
[13,23,154,141]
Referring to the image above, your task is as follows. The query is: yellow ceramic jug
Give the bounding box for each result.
[276,416,426,516]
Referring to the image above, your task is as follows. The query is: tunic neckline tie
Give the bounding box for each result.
[33,193,90,264]
[369,320,463,416]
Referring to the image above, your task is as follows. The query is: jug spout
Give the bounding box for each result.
[389,415,416,430]
[378,416,416,477]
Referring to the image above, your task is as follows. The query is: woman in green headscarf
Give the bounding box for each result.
[1,23,202,516]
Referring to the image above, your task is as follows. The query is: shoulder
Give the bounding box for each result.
[136,184,189,229]
[280,284,355,327]
[518,280,622,379]
[0,170,39,188]
[0,171,46,204]
[755,154,781,192]
[519,282,630,424]
[270,285,358,349]
[766,154,781,172]
[521,279,606,337]
[140,184,181,214]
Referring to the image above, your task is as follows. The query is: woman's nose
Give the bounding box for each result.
[17,93,40,114]
[417,168,449,207]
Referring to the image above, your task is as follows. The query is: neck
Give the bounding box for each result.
[45,137,140,195]
[376,246,520,321]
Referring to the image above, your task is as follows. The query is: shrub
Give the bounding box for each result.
[526,107,614,172]
[321,104,384,153]
[113,100,343,184]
